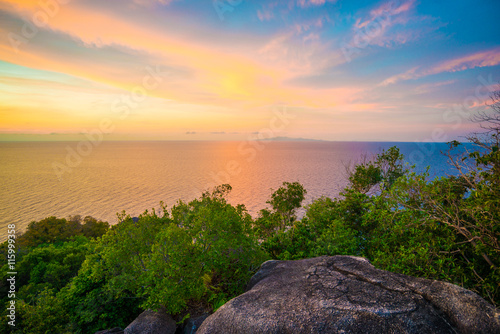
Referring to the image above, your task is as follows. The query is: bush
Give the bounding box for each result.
[83,185,267,318]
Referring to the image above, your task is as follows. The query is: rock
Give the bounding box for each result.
[95,328,124,334]
[197,256,500,334]
[183,314,210,334]
[124,308,177,334]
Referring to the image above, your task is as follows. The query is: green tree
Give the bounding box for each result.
[1,216,109,254]
[15,289,71,334]
[56,251,141,334]
[256,182,307,237]
[83,185,267,319]
[0,238,92,333]
[346,146,405,194]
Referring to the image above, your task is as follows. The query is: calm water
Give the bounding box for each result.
[0,141,458,240]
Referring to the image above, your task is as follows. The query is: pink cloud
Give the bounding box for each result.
[132,0,177,6]
[348,0,417,51]
[294,15,330,33]
[392,0,416,15]
[414,80,457,94]
[257,9,274,21]
[297,0,336,8]
[303,33,319,43]
[357,0,415,29]
[430,48,500,74]
[257,2,279,22]
[380,48,500,86]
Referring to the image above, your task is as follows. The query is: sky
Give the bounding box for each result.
[0,0,499,141]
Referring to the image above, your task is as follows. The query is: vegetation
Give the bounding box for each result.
[0,215,109,257]
[1,94,498,333]
[0,217,109,333]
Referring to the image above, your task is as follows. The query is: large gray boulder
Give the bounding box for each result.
[124,308,177,334]
[198,256,500,334]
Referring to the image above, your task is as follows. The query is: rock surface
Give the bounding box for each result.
[183,314,210,334]
[197,256,500,334]
[124,308,177,334]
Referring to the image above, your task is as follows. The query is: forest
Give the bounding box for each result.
[1,93,499,333]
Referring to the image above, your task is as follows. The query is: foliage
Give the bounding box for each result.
[0,215,109,257]
[345,146,405,194]
[82,185,267,319]
[0,238,91,333]
[262,196,360,260]
[15,289,71,334]
[255,181,307,238]
[55,251,142,334]
[2,237,89,301]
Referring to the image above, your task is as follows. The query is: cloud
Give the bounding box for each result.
[258,29,344,75]
[380,48,500,86]
[414,80,456,94]
[354,0,415,29]
[0,0,357,112]
[132,0,177,6]
[430,48,500,74]
[297,0,336,8]
[294,16,327,33]
[343,0,420,53]
[258,1,335,22]
[4,0,492,142]
[303,33,319,43]
[372,0,415,17]
[256,2,279,22]
[379,67,419,86]
[0,3,273,106]
[257,9,274,22]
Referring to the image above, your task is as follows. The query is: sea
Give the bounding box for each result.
[0,141,463,241]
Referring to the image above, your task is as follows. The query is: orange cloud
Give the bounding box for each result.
[0,0,357,111]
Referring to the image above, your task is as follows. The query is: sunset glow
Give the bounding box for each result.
[0,0,499,141]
